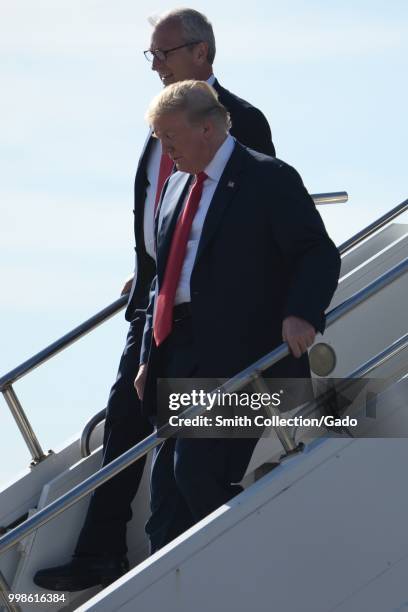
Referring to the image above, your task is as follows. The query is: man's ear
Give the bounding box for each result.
[202,119,213,139]
[194,41,209,65]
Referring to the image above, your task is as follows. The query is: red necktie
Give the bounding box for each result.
[153,171,208,346]
[154,150,174,213]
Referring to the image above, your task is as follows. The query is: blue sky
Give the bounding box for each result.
[1,0,407,487]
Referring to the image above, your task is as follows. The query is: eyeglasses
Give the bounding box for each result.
[143,41,202,63]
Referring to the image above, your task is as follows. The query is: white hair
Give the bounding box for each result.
[148,8,216,64]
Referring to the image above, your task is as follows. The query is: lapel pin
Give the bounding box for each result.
[227,181,235,188]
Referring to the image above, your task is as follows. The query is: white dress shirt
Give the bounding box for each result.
[174,133,235,304]
[141,74,217,261]
[143,137,161,260]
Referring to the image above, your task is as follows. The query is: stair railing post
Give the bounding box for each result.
[2,386,46,465]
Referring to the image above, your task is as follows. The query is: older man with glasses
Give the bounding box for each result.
[34,8,275,592]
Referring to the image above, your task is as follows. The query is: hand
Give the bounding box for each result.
[282,316,316,358]
[134,364,148,400]
[121,274,134,296]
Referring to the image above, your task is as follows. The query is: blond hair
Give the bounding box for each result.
[146,80,231,131]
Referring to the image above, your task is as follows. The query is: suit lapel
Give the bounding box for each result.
[133,131,155,237]
[137,130,154,171]
[155,142,248,287]
[195,143,247,264]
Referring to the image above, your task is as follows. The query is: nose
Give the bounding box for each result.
[152,54,163,72]
[162,141,173,157]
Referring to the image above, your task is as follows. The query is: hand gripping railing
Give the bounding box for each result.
[3,192,408,465]
[0,194,406,610]
[80,195,408,456]
[0,192,349,463]
[0,256,406,609]
[0,257,407,586]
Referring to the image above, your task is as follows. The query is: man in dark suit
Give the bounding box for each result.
[134,80,341,553]
[34,8,275,591]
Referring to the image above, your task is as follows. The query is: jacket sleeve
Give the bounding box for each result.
[266,164,341,333]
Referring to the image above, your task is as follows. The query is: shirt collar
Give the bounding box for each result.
[206,74,216,86]
[204,134,235,183]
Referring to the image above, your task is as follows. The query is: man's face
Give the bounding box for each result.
[149,22,204,86]
[153,111,210,174]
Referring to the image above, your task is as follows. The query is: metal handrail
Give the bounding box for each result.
[0,191,346,463]
[342,333,408,380]
[3,192,408,463]
[0,571,19,612]
[0,294,127,465]
[0,256,406,560]
[78,195,408,457]
[2,387,46,465]
[0,192,347,393]
[312,191,347,205]
[80,409,106,457]
[338,197,408,255]
[3,194,407,397]
[0,295,128,392]
[290,332,408,440]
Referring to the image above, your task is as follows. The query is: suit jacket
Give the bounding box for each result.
[125,79,275,321]
[141,142,341,416]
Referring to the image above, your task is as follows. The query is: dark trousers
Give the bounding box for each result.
[145,317,257,553]
[75,315,153,557]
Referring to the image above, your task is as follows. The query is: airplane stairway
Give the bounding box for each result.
[0,197,407,611]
